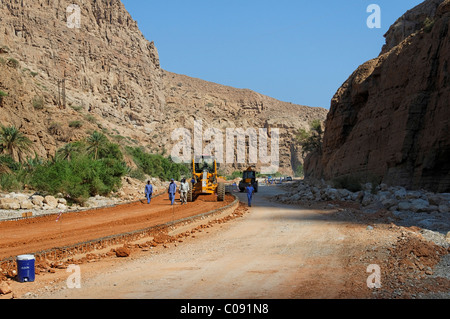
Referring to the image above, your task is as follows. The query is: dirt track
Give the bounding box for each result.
[0,184,448,300]
[0,193,234,261]
[1,184,444,300]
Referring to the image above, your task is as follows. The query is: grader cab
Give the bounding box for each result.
[188,155,225,202]
[239,167,259,193]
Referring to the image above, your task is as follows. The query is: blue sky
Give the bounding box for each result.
[121,0,424,109]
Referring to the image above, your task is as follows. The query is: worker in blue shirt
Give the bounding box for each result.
[145,180,153,204]
[168,179,177,205]
[246,185,255,207]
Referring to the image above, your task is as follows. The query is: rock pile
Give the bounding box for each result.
[0,176,172,221]
[274,180,450,236]
[0,193,68,211]
[276,180,450,214]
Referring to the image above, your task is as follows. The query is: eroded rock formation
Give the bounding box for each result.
[306,0,450,192]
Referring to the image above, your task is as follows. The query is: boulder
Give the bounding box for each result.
[398,201,412,211]
[31,195,44,206]
[361,192,374,207]
[427,194,443,206]
[44,196,58,208]
[377,191,392,202]
[410,199,430,213]
[337,189,351,198]
[439,204,449,213]
[0,198,21,210]
[325,188,338,201]
[0,282,12,295]
[394,188,407,200]
[382,198,398,209]
[19,199,34,210]
[115,247,131,258]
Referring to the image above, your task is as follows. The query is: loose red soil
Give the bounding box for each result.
[0,194,234,261]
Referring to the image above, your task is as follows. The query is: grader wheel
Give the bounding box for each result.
[187,188,194,202]
[217,182,225,202]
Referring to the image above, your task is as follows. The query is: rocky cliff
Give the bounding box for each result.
[0,0,328,176]
[0,0,165,157]
[306,0,450,192]
[162,71,328,174]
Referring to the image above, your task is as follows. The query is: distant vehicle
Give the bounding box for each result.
[239,167,259,193]
[286,176,293,181]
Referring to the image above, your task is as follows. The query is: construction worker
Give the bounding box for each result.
[168,179,177,205]
[180,178,190,205]
[145,180,153,204]
[246,184,255,207]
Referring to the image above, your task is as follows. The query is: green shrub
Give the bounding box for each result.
[70,105,83,112]
[29,155,127,203]
[32,96,44,110]
[69,121,83,129]
[85,114,96,123]
[295,165,304,178]
[226,171,243,180]
[296,120,324,156]
[7,58,19,69]
[126,146,189,181]
[0,173,22,191]
[127,168,146,181]
[0,91,7,105]
[423,17,435,33]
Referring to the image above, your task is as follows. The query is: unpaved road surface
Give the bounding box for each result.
[0,193,234,261]
[11,183,446,300]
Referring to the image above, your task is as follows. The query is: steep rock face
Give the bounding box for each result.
[0,0,165,157]
[382,0,444,53]
[306,0,450,192]
[0,0,328,175]
[162,71,328,175]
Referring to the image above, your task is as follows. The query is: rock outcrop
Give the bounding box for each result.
[306,0,450,193]
[0,0,165,158]
[382,0,445,53]
[162,71,328,174]
[0,0,328,176]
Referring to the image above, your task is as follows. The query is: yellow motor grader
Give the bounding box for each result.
[188,155,225,202]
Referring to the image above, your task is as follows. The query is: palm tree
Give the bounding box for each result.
[57,143,77,161]
[86,131,108,160]
[0,125,32,162]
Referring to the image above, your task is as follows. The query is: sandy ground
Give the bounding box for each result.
[1,183,443,300]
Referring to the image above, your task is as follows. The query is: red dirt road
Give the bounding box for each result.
[0,194,234,261]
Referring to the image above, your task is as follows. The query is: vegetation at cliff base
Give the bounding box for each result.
[296,119,324,156]
[0,127,190,204]
[125,146,190,182]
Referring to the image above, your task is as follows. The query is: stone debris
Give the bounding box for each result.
[0,176,171,221]
[274,179,450,238]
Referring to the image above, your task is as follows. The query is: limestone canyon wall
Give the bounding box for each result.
[306,0,450,192]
